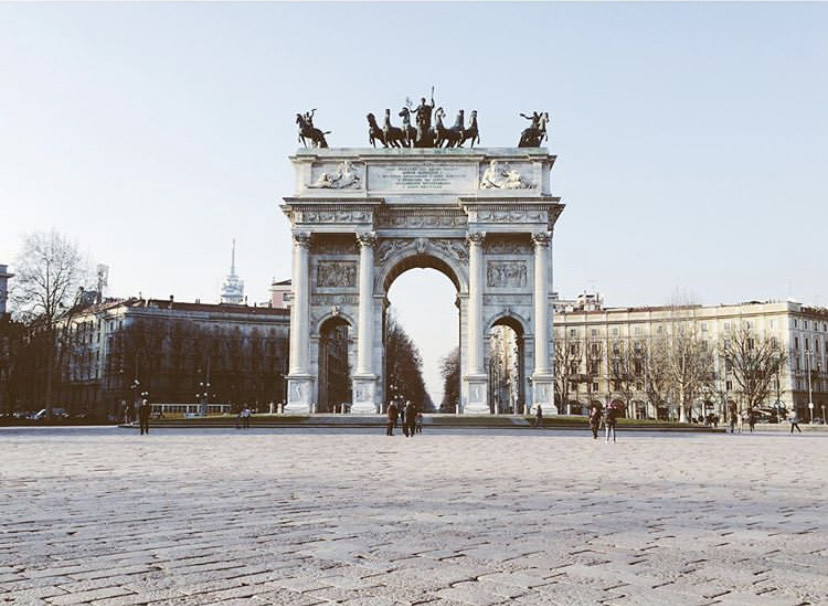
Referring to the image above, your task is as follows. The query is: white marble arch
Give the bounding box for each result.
[280,148,563,415]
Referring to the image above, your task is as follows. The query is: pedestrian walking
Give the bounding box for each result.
[589,404,603,440]
[386,401,399,436]
[729,402,738,434]
[404,401,416,438]
[790,410,802,434]
[532,404,543,428]
[415,411,423,434]
[605,404,618,443]
[138,398,151,435]
[748,407,757,433]
[241,405,251,429]
[124,402,135,425]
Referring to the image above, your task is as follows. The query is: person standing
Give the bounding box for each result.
[729,402,738,434]
[415,411,423,434]
[589,404,603,440]
[404,401,416,438]
[790,410,802,434]
[241,405,251,430]
[532,404,543,429]
[748,407,757,433]
[605,404,618,443]
[386,401,399,436]
[138,398,151,436]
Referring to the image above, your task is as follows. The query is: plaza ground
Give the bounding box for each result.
[1,427,826,606]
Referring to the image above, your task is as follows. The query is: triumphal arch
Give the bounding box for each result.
[281,147,563,414]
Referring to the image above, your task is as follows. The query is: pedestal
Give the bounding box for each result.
[285,375,313,414]
[531,374,554,415]
[351,375,378,414]
[464,374,489,415]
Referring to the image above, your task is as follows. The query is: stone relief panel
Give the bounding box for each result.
[484,234,532,255]
[311,294,360,306]
[375,212,467,229]
[312,235,359,255]
[479,160,534,190]
[487,261,528,288]
[297,210,370,224]
[375,237,468,265]
[308,161,363,189]
[483,294,532,306]
[430,238,469,263]
[376,239,413,265]
[473,209,547,224]
[316,261,357,288]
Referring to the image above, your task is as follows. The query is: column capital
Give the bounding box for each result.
[532,232,551,248]
[357,232,377,248]
[467,232,486,246]
[293,231,312,248]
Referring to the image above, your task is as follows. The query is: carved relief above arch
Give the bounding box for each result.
[374,237,469,294]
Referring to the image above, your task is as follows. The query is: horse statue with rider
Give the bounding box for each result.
[296,108,330,149]
[517,111,550,147]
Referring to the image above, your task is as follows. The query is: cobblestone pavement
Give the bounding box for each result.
[1,427,827,606]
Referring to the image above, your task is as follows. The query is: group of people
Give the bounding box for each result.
[386,400,422,437]
[728,402,803,434]
[588,403,621,442]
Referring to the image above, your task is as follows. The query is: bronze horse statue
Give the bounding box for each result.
[366,113,386,148]
[518,111,549,148]
[382,109,407,148]
[459,110,480,148]
[296,112,329,148]
[433,107,462,148]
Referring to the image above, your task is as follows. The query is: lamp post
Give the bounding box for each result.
[805,350,814,424]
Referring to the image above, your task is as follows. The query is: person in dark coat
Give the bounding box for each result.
[532,404,543,428]
[589,404,603,440]
[605,404,618,443]
[138,398,151,435]
[404,401,416,438]
[386,401,399,436]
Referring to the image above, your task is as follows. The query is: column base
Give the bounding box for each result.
[463,374,489,415]
[285,374,314,414]
[530,373,554,415]
[351,374,378,414]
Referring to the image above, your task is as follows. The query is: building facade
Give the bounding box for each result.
[553,293,828,422]
[56,298,289,420]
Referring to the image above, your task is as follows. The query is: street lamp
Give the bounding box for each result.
[805,350,814,424]
[198,381,210,417]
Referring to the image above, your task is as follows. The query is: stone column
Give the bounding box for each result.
[464,232,489,414]
[468,232,485,374]
[352,232,378,414]
[531,232,554,413]
[285,232,313,413]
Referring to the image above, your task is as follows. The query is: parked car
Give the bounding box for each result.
[30,408,69,421]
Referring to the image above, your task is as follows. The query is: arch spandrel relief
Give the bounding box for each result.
[281,148,563,415]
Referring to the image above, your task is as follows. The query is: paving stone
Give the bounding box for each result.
[1,427,826,605]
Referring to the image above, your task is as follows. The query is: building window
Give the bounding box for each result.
[701,323,708,332]
[795,337,799,350]
[569,329,577,338]
[612,327,619,336]
[634,326,642,335]
[794,319,798,328]
[592,382,598,392]
[726,380,732,391]
[770,319,777,329]
[591,329,598,338]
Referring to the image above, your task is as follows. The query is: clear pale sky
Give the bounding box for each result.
[2,2,827,401]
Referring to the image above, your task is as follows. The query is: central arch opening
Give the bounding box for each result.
[384,259,460,414]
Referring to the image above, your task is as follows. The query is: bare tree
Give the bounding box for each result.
[439,347,460,413]
[719,323,787,411]
[11,230,85,325]
[553,337,580,414]
[11,231,90,415]
[660,305,716,423]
